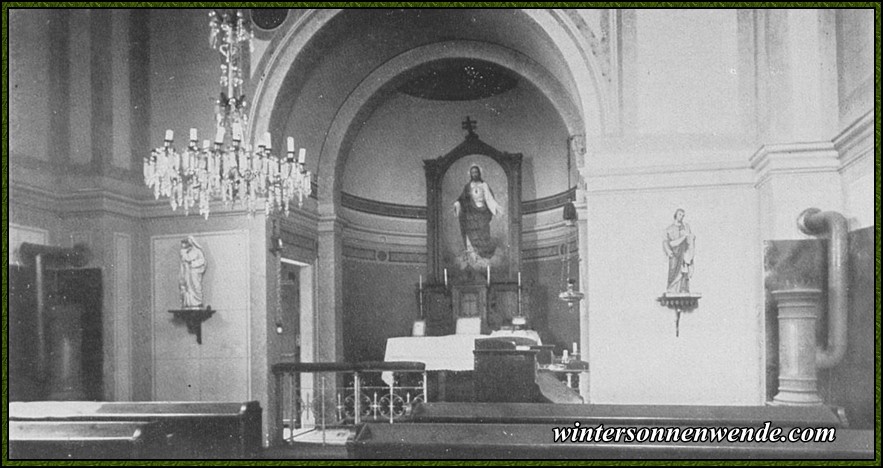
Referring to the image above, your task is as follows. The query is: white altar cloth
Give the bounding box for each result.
[382,334,486,385]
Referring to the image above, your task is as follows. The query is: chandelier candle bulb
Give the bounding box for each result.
[145,9,311,219]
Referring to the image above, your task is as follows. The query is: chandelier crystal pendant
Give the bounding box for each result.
[143,9,311,219]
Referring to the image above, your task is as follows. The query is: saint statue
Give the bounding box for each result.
[453,164,503,262]
[179,236,207,308]
[663,209,695,293]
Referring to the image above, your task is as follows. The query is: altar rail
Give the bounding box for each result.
[271,361,427,446]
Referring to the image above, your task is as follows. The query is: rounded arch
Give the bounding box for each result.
[249,9,611,217]
[317,40,586,216]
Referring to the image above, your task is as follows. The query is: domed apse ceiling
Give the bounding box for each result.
[272,9,580,214]
[398,59,519,101]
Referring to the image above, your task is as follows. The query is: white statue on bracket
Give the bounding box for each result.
[179,236,207,309]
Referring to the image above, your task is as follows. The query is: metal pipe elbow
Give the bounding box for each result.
[797,208,848,369]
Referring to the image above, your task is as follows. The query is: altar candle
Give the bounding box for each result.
[562,349,569,361]
[298,148,306,164]
[189,128,198,142]
[264,132,272,150]
[164,129,174,142]
[518,271,522,287]
[232,123,242,142]
[419,274,423,290]
[202,139,210,149]
[215,126,225,144]
[486,265,491,286]
[573,342,578,354]
[444,268,448,287]
[287,137,295,153]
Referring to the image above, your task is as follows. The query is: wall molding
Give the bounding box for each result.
[340,188,579,220]
[523,188,577,215]
[749,141,840,188]
[833,110,874,172]
[585,160,756,194]
[341,192,425,219]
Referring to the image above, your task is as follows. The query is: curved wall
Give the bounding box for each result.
[342,83,571,205]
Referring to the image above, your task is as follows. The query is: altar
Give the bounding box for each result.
[382,334,485,387]
[382,329,543,394]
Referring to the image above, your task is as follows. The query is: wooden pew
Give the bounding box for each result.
[9,421,168,459]
[9,401,262,459]
[348,422,875,460]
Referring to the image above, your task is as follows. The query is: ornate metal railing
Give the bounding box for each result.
[271,361,426,446]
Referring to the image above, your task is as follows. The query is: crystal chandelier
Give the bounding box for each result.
[143,9,311,219]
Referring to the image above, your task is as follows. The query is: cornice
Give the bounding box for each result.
[832,110,874,172]
[749,141,840,188]
[584,160,755,194]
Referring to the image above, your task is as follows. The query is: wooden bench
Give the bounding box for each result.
[9,421,168,459]
[9,401,262,459]
[348,422,874,460]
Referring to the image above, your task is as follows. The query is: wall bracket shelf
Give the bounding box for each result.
[657,293,701,337]
[169,306,215,344]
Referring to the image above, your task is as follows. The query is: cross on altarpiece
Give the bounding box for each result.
[462,116,477,136]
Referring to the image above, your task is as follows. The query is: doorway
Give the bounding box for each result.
[279,257,317,431]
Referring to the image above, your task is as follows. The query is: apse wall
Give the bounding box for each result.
[338,84,581,361]
[341,84,571,203]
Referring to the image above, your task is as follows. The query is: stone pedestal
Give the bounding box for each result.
[772,288,823,405]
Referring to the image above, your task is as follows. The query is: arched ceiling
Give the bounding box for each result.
[254,9,589,215]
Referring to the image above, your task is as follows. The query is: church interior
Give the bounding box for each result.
[7,7,877,460]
